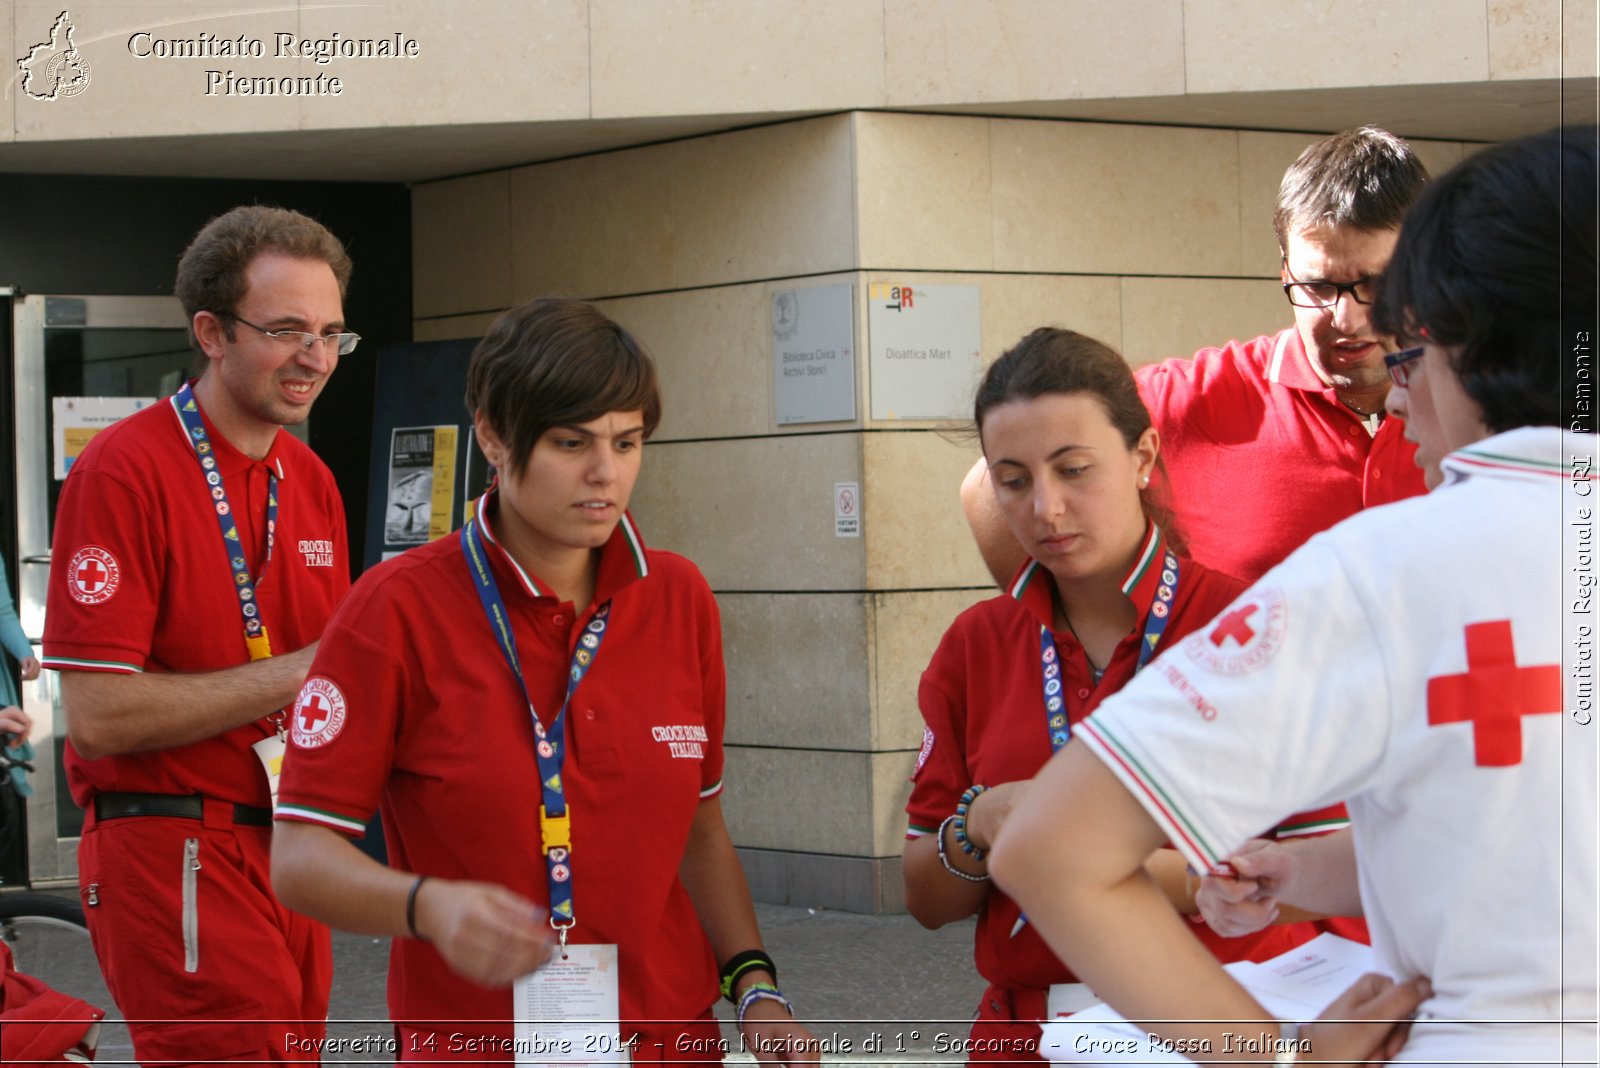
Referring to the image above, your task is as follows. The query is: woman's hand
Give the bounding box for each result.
[413,878,557,987]
[965,780,1031,852]
[0,704,31,745]
[19,656,40,683]
[738,996,820,1066]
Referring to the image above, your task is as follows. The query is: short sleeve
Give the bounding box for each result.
[1078,539,1391,874]
[42,468,162,674]
[905,622,974,838]
[275,579,408,835]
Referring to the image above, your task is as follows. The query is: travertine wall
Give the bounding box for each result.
[412,112,1471,911]
[7,0,1588,147]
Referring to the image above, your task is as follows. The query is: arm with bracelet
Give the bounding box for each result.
[679,795,817,1065]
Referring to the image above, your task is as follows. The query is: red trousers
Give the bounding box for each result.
[967,983,1049,1066]
[78,807,331,1065]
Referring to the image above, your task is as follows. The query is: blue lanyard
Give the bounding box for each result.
[171,382,278,662]
[1040,549,1180,753]
[460,515,609,937]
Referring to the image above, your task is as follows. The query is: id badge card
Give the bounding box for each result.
[250,734,285,811]
[514,943,627,1066]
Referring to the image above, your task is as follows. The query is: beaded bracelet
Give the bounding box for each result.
[953,784,989,859]
[936,813,989,883]
[718,949,777,1003]
[735,981,794,1025]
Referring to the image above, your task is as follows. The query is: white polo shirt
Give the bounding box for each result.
[1081,427,1597,1064]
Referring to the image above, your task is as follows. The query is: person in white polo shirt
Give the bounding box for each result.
[989,125,1597,1067]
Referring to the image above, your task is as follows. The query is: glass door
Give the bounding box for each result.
[11,294,190,887]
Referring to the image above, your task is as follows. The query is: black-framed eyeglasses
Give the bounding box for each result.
[1383,345,1424,388]
[1281,260,1381,308]
[231,314,361,356]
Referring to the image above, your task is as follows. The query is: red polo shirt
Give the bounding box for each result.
[907,525,1349,991]
[276,492,725,1040]
[1138,329,1426,582]
[42,391,350,808]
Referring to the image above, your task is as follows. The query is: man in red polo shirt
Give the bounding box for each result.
[41,206,355,1064]
[963,126,1431,586]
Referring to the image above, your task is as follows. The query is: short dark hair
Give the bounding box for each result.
[1274,127,1430,247]
[175,205,353,348]
[975,327,1183,547]
[1374,125,1598,434]
[466,297,662,477]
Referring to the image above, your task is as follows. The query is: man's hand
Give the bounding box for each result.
[1195,838,1291,937]
[1301,972,1431,1066]
[412,878,558,988]
[19,656,40,682]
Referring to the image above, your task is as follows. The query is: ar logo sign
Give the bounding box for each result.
[869,283,915,312]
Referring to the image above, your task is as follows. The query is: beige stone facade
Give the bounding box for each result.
[410,112,1485,909]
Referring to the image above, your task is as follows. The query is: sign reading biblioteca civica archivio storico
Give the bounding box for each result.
[125,24,421,97]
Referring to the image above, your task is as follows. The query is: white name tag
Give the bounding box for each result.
[514,942,627,1066]
[250,734,286,811]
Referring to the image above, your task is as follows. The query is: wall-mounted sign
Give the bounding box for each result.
[772,283,856,425]
[867,283,982,421]
[53,396,154,480]
[384,425,459,546]
[834,481,860,538]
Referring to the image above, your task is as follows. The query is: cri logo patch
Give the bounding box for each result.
[1184,588,1288,677]
[67,546,120,605]
[292,677,348,749]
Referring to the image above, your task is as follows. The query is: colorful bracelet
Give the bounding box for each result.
[936,814,989,882]
[953,785,989,859]
[405,875,430,941]
[736,982,794,1025]
[719,949,778,1003]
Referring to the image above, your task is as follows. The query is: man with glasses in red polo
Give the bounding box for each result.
[42,206,356,1064]
[964,126,1430,586]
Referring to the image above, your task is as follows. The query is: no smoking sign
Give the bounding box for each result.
[834,482,860,538]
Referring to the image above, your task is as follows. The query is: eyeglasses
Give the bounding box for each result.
[1383,345,1424,387]
[1281,260,1381,308]
[231,314,361,356]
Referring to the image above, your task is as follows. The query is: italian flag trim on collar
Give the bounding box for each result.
[472,489,651,599]
[1008,521,1162,602]
[474,492,544,597]
[1450,447,1570,478]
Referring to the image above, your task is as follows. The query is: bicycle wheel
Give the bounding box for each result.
[0,889,132,1060]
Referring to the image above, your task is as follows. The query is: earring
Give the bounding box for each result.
[1139,476,1149,488]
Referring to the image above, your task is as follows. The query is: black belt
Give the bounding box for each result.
[94,792,272,828]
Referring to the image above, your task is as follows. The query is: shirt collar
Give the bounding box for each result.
[1007,521,1168,629]
[1263,327,1331,393]
[472,484,650,603]
[168,380,286,478]
[1442,427,1593,487]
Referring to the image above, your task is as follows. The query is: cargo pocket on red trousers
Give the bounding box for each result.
[130,1001,273,1062]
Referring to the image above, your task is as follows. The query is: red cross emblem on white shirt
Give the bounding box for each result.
[1209,605,1257,647]
[1426,620,1561,766]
